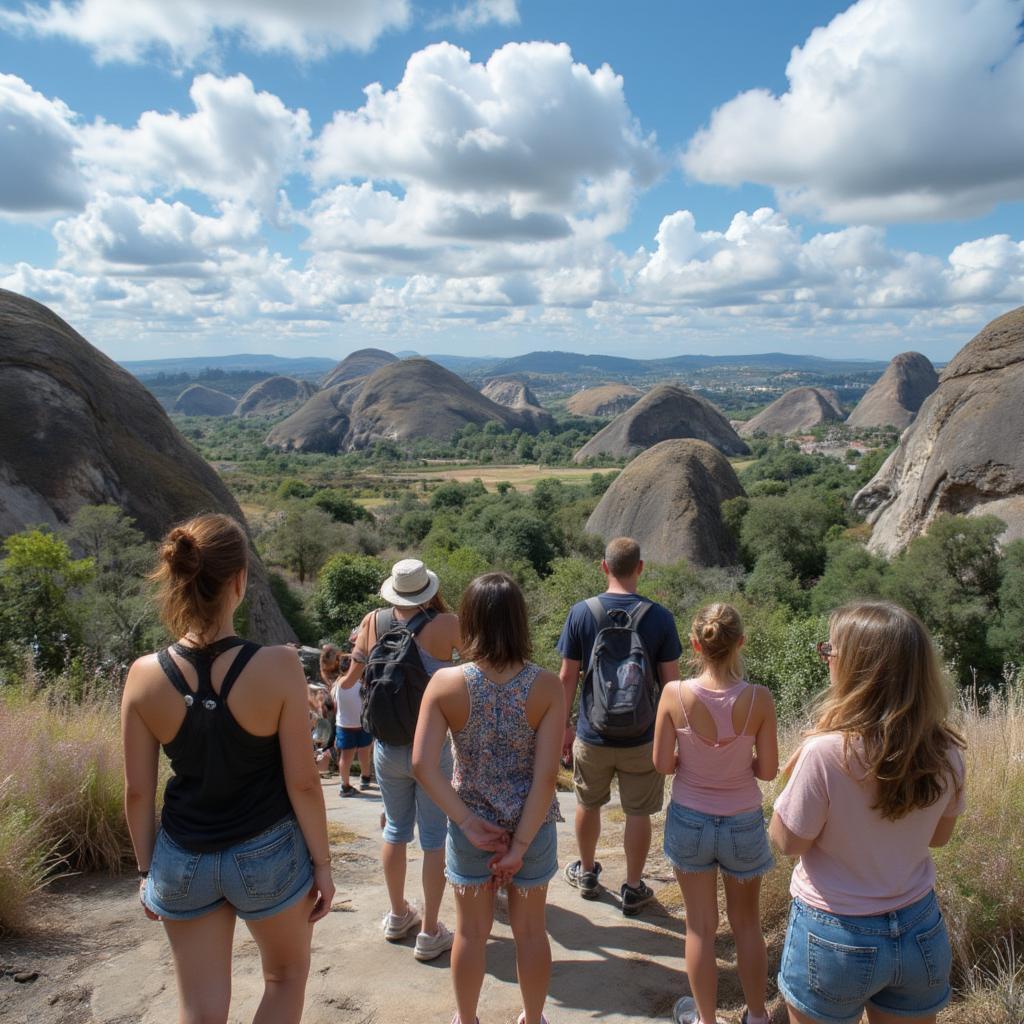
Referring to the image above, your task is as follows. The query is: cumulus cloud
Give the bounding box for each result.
[683,0,1024,222]
[315,42,661,210]
[433,0,519,31]
[0,74,86,215]
[0,0,411,64]
[79,74,311,208]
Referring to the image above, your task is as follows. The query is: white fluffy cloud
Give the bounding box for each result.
[683,0,1024,222]
[1,0,410,64]
[79,74,310,209]
[315,42,661,211]
[0,74,85,215]
[434,1,519,31]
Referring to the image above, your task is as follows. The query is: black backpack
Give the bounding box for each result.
[580,598,658,741]
[360,608,437,746]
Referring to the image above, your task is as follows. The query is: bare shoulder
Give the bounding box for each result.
[123,651,165,698]
[252,645,307,693]
[531,667,564,703]
[751,683,776,708]
[428,663,466,696]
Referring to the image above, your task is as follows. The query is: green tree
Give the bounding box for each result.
[310,553,389,641]
[261,507,340,583]
[810,539,888,615]
[275,478,314,500]
[745,551,807,612]
[310,489,368,524]
[988,540,1024,669]
[739,492,845,578]
[0,528,94,675]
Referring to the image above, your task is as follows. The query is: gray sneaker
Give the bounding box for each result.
[382,903,421,941]
[672,996,724,1024]
[563,859,602,899]
[414,921,454,961]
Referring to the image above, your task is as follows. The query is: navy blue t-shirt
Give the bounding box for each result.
[557,592,682,748]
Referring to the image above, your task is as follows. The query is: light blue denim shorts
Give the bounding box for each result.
[446,819,558,892]
[778,890,953,1024]
[663,802,774,880]
[374,739,452,851]
[143,814,313,921]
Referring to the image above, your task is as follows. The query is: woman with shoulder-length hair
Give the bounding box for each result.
[770,601,966,1024]
[414,572,565,1024]
[121,513,334,1024]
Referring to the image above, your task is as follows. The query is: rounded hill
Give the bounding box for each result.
[573,383,748,462]
[738,387,844,437]
[235,376,315,418]
[585,439,745,567]
[265,377,366,453]
[321,348,398,388]
[845,352,938,430]
[566,383,642,418]
[172,383,236,417]
[0,289,293,643]
[480,377,555,431]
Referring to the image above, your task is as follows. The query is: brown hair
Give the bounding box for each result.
[150,513,249,644]
[810,601,965,820]
[604,536,641,578]
[458,572,531,670]
[424,591,449,614]
[689,603,745,679]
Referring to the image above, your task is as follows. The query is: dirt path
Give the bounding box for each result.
[1,780,767,1024]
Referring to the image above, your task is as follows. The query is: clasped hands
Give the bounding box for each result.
[460,813,527,889]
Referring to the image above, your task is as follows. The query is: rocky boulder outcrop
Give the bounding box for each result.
[0,289,294,643]
[566,383,642,418]
[845,352,938,430]
[853,307,1024,554]
[235,376,316,418]
[265,377,366,453]
[585,439,745,567]
[573,384,748,462]
[172,383,236,416]
[321,347,398,388]
[738,387,844,437]
[480,377,555,431]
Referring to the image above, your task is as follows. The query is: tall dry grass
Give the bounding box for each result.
[0,686,131,933]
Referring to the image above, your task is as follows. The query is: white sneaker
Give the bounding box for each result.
[671,997,723,1024]
[382,903,421,941]
[414,920,454,961]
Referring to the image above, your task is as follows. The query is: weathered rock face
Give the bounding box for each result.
[566,383,642,418]
[739,387,844,437]
[853,307,1024,554]
[346,359,533,449]
[172,383,236,416]
[573,384,748,462]
[480,377,555,431]
[845,352,938,430]
[321,348,398,389]
[0,290,294,643]
[264,377,366,452]
[235,376,316,418]
[585,439,745,567]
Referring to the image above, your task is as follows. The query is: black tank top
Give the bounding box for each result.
[157,637,294,853]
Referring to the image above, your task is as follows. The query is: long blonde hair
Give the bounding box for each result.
[809,601,964,820]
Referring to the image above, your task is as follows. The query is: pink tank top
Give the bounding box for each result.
[671,679,763,816]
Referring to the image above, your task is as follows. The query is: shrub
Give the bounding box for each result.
[310,553,389,641]
[310,488,369,524]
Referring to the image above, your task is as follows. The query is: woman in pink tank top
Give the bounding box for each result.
[653,603,779,1024]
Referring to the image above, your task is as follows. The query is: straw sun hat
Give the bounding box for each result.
[379,558,440,607]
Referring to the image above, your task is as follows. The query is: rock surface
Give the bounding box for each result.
[566,383,642,418]
[264,377,366,452]
[853,307,1024,554]
[738,387,844,436]
[846,352,938,430]
[172,383,236,416]
[585,439,745,567]
[573,384,748,462]
[480,377,555,430]
[321,347,398,388]
[0,289,294,643]
[234,375,316,417]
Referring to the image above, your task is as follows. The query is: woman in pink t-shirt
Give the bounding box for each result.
[770,601,966,1024]
[653,603,779,1024]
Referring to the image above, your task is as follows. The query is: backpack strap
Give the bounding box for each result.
[585,596,611,630]
[375,608,396,639]
[218,641,262,703]
[628,601,653,629]
[404,608,437,636]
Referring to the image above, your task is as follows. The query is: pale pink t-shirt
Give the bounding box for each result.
[774,732,965,916]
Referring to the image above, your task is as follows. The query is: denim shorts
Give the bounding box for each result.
[663,802,774,881]
[374,739,452,851]
[778,891,953,1024]
[143,815,314,921]
[446,819,558,893]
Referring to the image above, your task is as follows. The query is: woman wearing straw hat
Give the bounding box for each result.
[336,558,495,963]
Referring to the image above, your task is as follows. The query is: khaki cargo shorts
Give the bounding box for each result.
[572,738,665,817]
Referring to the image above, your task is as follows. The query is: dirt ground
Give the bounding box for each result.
[0,782,787,1024]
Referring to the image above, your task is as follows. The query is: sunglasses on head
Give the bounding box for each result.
[816,640,835,662]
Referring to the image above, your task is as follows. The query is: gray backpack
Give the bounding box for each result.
[580,598,658,740]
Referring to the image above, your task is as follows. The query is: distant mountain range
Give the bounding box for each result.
[121,354,336,378]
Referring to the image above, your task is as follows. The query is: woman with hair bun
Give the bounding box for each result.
[653,602,779,1024]
[770,601,966,1024]
[121,512,333,1024]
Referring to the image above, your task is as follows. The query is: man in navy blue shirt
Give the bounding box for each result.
[558,536,682,915]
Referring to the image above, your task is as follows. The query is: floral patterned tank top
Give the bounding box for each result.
[450,661,562,832]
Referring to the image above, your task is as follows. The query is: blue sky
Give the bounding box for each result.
[1,0,1023,362]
